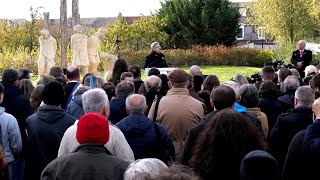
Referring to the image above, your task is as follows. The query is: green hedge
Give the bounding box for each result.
[122,45,273,68]
[0,45,273,74]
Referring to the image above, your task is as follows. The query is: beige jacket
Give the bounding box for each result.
[148,88,204,160]
[247,107,269,138]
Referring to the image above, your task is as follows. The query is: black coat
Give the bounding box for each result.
[1,82,33,155]
[62,82,78,109]
[291,49,312,78]
[144,51,168,68]
[26,105,77,180]
[180,110,263,165]
[268,106,313,171]
[278,90,295,113]
[259,98,284,131]
[41,144,129,180]
[283,130,310,180]
[109,98,128,125]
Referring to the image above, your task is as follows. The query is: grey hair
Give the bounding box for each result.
[145,75,162,92]
[295,86,315,107]
[298,40,306,45]
[124,158,168,180]
[189,65,202,76]
[151,42,160,50]
[290,68,300,79]
[232,74,249,86]
[82,89,109,114]
[126,94,147,114]
[239,84,259,108]
[115,81,135,98]
[284,75,300,92]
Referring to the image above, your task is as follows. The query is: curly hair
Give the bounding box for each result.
[19,79,35,99]
[30,84,45,112]
[189,109,267,180]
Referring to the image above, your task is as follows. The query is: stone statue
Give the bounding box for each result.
[71,24,89,75]
[38,29,57,79]
[87,27,107,75]
[100,52,118,80]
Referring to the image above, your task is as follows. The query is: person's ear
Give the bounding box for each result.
[126,107,130,115]
[14,80,19,86]
[144,105,148,113]
[168,82,172,89]
[0,93,4,104]
[103,106,110,119]
[210,99,214,108]
[294,97,298,107]
[232,103,235,109]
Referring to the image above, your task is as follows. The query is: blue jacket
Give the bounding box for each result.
[116,114,175,162]
[66,93,85,119]
[109,98,128,125]
[26,104,77,180]
[0,107,22,162]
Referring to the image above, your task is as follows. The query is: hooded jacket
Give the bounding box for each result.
[0,107,22,162]
[66,93,85,119]
[26,104,77,180]
[116,114,175,162]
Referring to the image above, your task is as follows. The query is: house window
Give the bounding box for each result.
[237,25,244,40]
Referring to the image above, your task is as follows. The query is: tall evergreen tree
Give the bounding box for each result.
[157,0,241,48]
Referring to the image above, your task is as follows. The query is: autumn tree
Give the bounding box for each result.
[247,0,320,45]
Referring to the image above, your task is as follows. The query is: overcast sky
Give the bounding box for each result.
[0,0,250,20]
[0,0,164,20]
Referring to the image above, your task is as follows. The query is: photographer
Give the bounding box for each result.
[144,42,168,68]
[254,66,275,90]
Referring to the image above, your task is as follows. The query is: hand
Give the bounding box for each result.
[297,62,303,68]
[312,98,320,120]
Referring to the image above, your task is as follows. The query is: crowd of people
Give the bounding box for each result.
[1,56,320,180]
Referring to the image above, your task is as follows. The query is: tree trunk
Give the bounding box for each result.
[72,0,80,28]
[43,12,50,29]
[60,0,68,68]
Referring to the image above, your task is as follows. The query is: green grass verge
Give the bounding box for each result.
[32,66,262,84]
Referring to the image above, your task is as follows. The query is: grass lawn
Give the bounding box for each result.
[31,66,262,84]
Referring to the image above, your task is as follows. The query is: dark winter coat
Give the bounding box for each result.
[116,114,175,162]
[268,106,313,171]
[41,143,129,180]
[109,98,128,125]
[1,81,33,155]
[259,97,284,130]
[26,104,77,180]
[144,51,168,68]
[66,93,85,119]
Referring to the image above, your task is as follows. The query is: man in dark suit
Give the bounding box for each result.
[62,65,81,110]
[291,40,312,78]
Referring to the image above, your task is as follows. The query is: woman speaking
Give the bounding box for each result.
[144,42,168,68]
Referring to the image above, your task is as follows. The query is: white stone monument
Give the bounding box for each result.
[71,24,89,75]
[38,29,57,79]
[87,27,107,75]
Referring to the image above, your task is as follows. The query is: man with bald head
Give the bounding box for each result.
[189,65,202,76]
[116,94,175,164]
[62,65,81,109]
[144,75,162,114]
[291,40,312,78]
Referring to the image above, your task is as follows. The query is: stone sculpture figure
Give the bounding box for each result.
[38,29,57,79]
[100,52,118,80]
[71,24,89,75]
[87,27,107,75]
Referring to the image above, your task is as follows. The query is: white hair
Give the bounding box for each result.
[295,86,315,107]
[124,158,168,180]
[151,42,160,50]
[298,40,306,45]
[82,89,109,114]
[126,94,147,114]
[189,65,202,76]
[305,65,316,77]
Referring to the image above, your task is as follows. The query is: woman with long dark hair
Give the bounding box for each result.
[108,58,128,86]
[189,109,267,180]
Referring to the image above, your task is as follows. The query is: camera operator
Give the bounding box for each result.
[144,42,168,68]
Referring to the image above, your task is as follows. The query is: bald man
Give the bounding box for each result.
[115,94,175,163]
[144,76,162,114]
[189,65,202,76]
[62,65,81,109]
[291,40,312,78]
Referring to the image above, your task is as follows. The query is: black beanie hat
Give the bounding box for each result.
[41,80,65,106]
